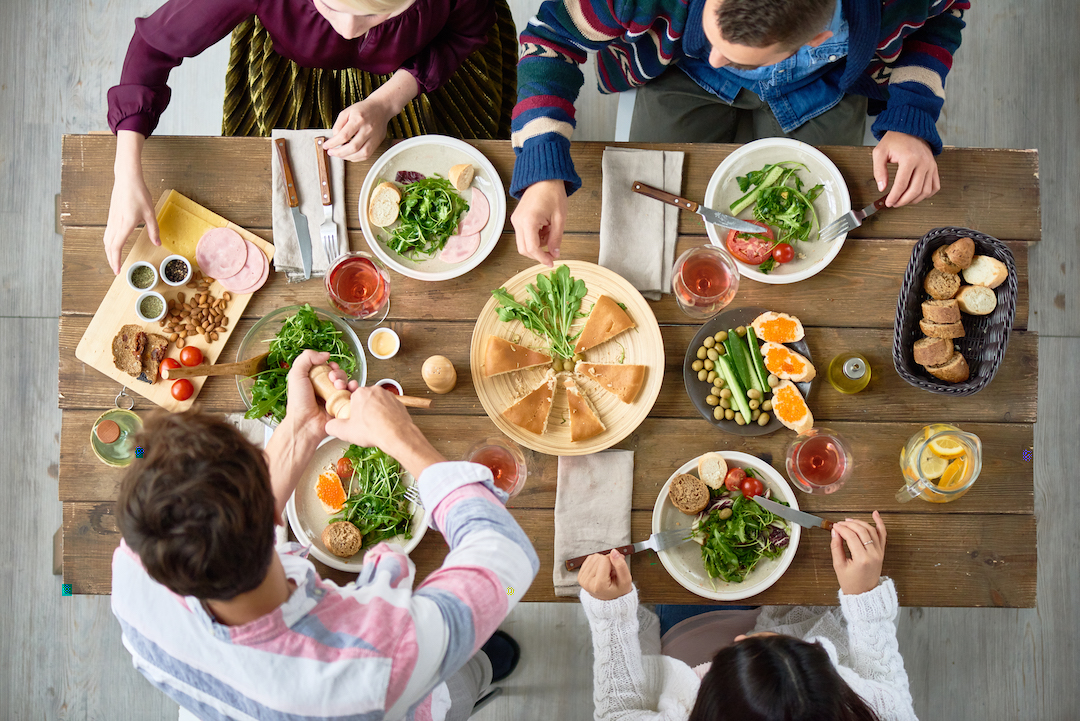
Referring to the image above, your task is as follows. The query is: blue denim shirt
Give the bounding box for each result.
[679,0,849,132]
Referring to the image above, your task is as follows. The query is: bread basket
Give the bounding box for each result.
[893,227,1017,396]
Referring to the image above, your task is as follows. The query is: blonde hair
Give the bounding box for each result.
[332,0,414,14]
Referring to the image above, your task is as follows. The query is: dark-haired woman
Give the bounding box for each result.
[577,511,916,721]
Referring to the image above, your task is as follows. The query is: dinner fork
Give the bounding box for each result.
[315,137,340,265]
[404,486,424,510]
[818,195,889,243]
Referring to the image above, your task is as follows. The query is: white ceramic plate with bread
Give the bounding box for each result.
[286,438,428,573]
[652,451,802,601]
[704,138,850,285]
[358,135,506,281]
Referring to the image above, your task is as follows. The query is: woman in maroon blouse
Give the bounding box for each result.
[103,0,514,274]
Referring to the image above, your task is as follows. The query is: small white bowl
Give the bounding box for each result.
[126,261,158,292]
[373,378,403,396]
[159,254,193,286]
[135,290,167,322]
[367,327,400,360]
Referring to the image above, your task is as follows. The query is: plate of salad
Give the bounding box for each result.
[705,138,850,284]
[286,437,428,573]
[359,135,506,281]
[652,451,801,600]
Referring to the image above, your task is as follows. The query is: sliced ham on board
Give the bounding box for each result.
[219,240,269,294]
[195,228,248,278]
[457,188,489,236]
[225,249,270,295]
[439,232,481,264]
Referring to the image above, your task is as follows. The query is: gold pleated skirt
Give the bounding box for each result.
[222,0,517,140]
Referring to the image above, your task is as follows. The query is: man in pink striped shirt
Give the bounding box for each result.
[111,350,538,720]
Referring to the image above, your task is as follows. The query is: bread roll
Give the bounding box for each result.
[913,336,955,366]
[932,246,962,274]
[955,285,997,315]
[923,269,960,300]
[945,237,975,269]
[919,318,965,339]
[962,255,1008,289]
[922,299,961,324]
[322,522,363,558]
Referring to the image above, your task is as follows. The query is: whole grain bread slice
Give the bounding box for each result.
[111,324,147,377]
[932,246,963,274]
[921,299,961,324]
[925,352,970,383]
[913,336,955,366]
[945,237,975,269]
[668,473,710,515]
[919,318,965,339]
[322,521,363,558]
[137,333,170,384]
[923,269,961,300]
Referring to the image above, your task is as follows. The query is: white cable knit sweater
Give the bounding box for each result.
[580,578,917,721]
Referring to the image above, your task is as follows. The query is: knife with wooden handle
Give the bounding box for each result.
[274,138,313,280]
[632,181,762,233]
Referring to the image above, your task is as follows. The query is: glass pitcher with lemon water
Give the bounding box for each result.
[897,424,982,503]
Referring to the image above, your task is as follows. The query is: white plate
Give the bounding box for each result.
[359,135,506,281]
[286,438,428,573]
[651,451,802,601]
[705,138,851,285]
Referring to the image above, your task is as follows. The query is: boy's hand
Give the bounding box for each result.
[873,131,941,208]
[830,510,887,596]
[578,550,633,601]
[512,180,567,267]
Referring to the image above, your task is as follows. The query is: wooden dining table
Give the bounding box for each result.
[59,136,1038,606]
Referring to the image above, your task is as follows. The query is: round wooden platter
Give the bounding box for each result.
[470,261,665,456]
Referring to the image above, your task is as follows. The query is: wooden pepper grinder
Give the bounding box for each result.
[308,365,433,418]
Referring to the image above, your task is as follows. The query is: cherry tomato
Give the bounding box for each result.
[179,346,204,367]
[725,221,775,265]
[159,358,181,378]
[772,243,795,264]
[170,378,194,401]
[740,476,765,498]
[724,467,747,492]
[335,457,355,480]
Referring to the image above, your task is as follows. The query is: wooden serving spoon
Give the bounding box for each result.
[162,352,269,380]
[308,364,432,415]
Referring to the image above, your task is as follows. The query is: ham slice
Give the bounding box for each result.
[195,228,247,279]
[225,249,269,295]
[439,232,481,264]
[457,188,489,236]
[219,240,266,292]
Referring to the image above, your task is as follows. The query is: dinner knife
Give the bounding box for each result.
[564,528,693,571]
[274,138,313,280]
[632,181,762,234]
[753,496,834,530]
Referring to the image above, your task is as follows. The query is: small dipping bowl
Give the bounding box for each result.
[367,327,400,360]
[126,261,158,292]
[373,378,403,396]
[135,290,167,322]
[91,408,143,468]
[159,254,193,287]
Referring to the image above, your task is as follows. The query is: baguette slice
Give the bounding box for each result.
[668,473,710,515]
[760,341,816,382]
[921,299,961,324]
[697,452,728,490]
[750,311,805,343]
[913,336,955,366]
[772,380,813,435]
[962,255,1008,289]
[919,318,965,339]
[932,246,963,274]
[574,361,646,404]
[484,336,552,377]
[923,268,960,300]
[322,522,363,558]
[925,352,970,383]
[502,370,557,435]
[955,285,998,315]
[448,163,475,191]
[945,237,975,269]
[368,181,402,227]
[564,378,606,442]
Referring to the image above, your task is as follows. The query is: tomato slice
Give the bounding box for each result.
[724,468,747,492]
[725,221,776,265]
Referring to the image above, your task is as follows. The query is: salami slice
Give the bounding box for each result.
[219,240,266,292]
[439,232,481,264]
[457,188,489,236]
[195,228,247,278]
[225,248,270,295]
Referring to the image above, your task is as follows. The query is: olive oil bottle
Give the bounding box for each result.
[828,352,871,394]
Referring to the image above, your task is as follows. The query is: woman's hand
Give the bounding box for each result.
[830,510,887,596]
[104,131,158,274]
[512,179,567,267]
[578,549,633,600]
[324,69,418,162]
[873,131,941,208]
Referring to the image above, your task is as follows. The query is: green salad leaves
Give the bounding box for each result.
[730,162,824,246]
[333,445,413,547]
[384,176,469,259]
[491,265,589,360]
[695,474,791,583]
[244,305,359,424]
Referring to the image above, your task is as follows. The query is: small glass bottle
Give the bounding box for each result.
[828,352,871,394]
[91,409,142,467]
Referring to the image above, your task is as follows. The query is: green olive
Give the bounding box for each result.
[768,374,780,388]
[718,507,733,520]
[713,376,725,388]
[707,348,719,361]
[747,388,762,400]
[703,336,716,348]
[713,407,725,421]
[552,359,563,372]
[707,370,717,383]
[724,409,735,420]
[717,345,727,356]
[698,369,708,382]
[734,412,746,426]
[751,409,761,421]
[749,399,760,410]
[736,325,747,337]
[692,359,704,372]
[719,398,731,409]
[720,389,732,399]
[704,359,714,371]
[573,353,583,362]
[758,412,770,426]
[706,395,719,406]
[697,347,708,360]
[709,385,722,397]
[716,330,728,342]
[761,400,773,412]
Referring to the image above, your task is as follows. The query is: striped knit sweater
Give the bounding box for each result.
[511,0,968,198]
[111,461,539,721]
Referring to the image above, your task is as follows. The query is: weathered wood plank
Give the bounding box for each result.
[61,136,1042,242]
[63,503,1036,607]
[58,316,1039,423]
[60,227,1031,330]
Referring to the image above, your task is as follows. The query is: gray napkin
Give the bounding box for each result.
[599,147,684,300]
[271,129,347,282]
[553,450,635,597]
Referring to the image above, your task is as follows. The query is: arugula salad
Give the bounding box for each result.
[384,176,469,259]
[492,264,589,360]
[331,444,413,547]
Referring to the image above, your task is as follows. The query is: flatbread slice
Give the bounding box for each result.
[574,295,636,354]
[502,370,556,435]
[484,336,552,377]
[564,378,605,442]
[574,362,646,404]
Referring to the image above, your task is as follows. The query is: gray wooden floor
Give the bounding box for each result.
[2,1,1076,719]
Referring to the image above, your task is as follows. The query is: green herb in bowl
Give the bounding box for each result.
[730,162,824,247]
[383,176,469,260]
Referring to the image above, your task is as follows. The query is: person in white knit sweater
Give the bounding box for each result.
[577,511,917,721]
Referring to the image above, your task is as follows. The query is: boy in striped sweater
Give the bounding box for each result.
[510,0,968,266]
[111,350,538,721]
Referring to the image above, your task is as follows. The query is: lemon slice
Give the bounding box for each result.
[919,445,948,479]
[929,436,967,459]
[937,458,968,490]
[923,423,955,441]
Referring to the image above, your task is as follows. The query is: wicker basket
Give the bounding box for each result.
[892,227,1017,396]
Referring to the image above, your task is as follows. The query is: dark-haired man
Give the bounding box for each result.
[510,0,968,266]
[111,350,538,720]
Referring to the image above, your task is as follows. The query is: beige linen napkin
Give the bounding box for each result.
[271,129,347,282]
[553,449,635,597]
[599,147,684,300]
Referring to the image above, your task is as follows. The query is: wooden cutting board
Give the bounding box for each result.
[75,190,275,411]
